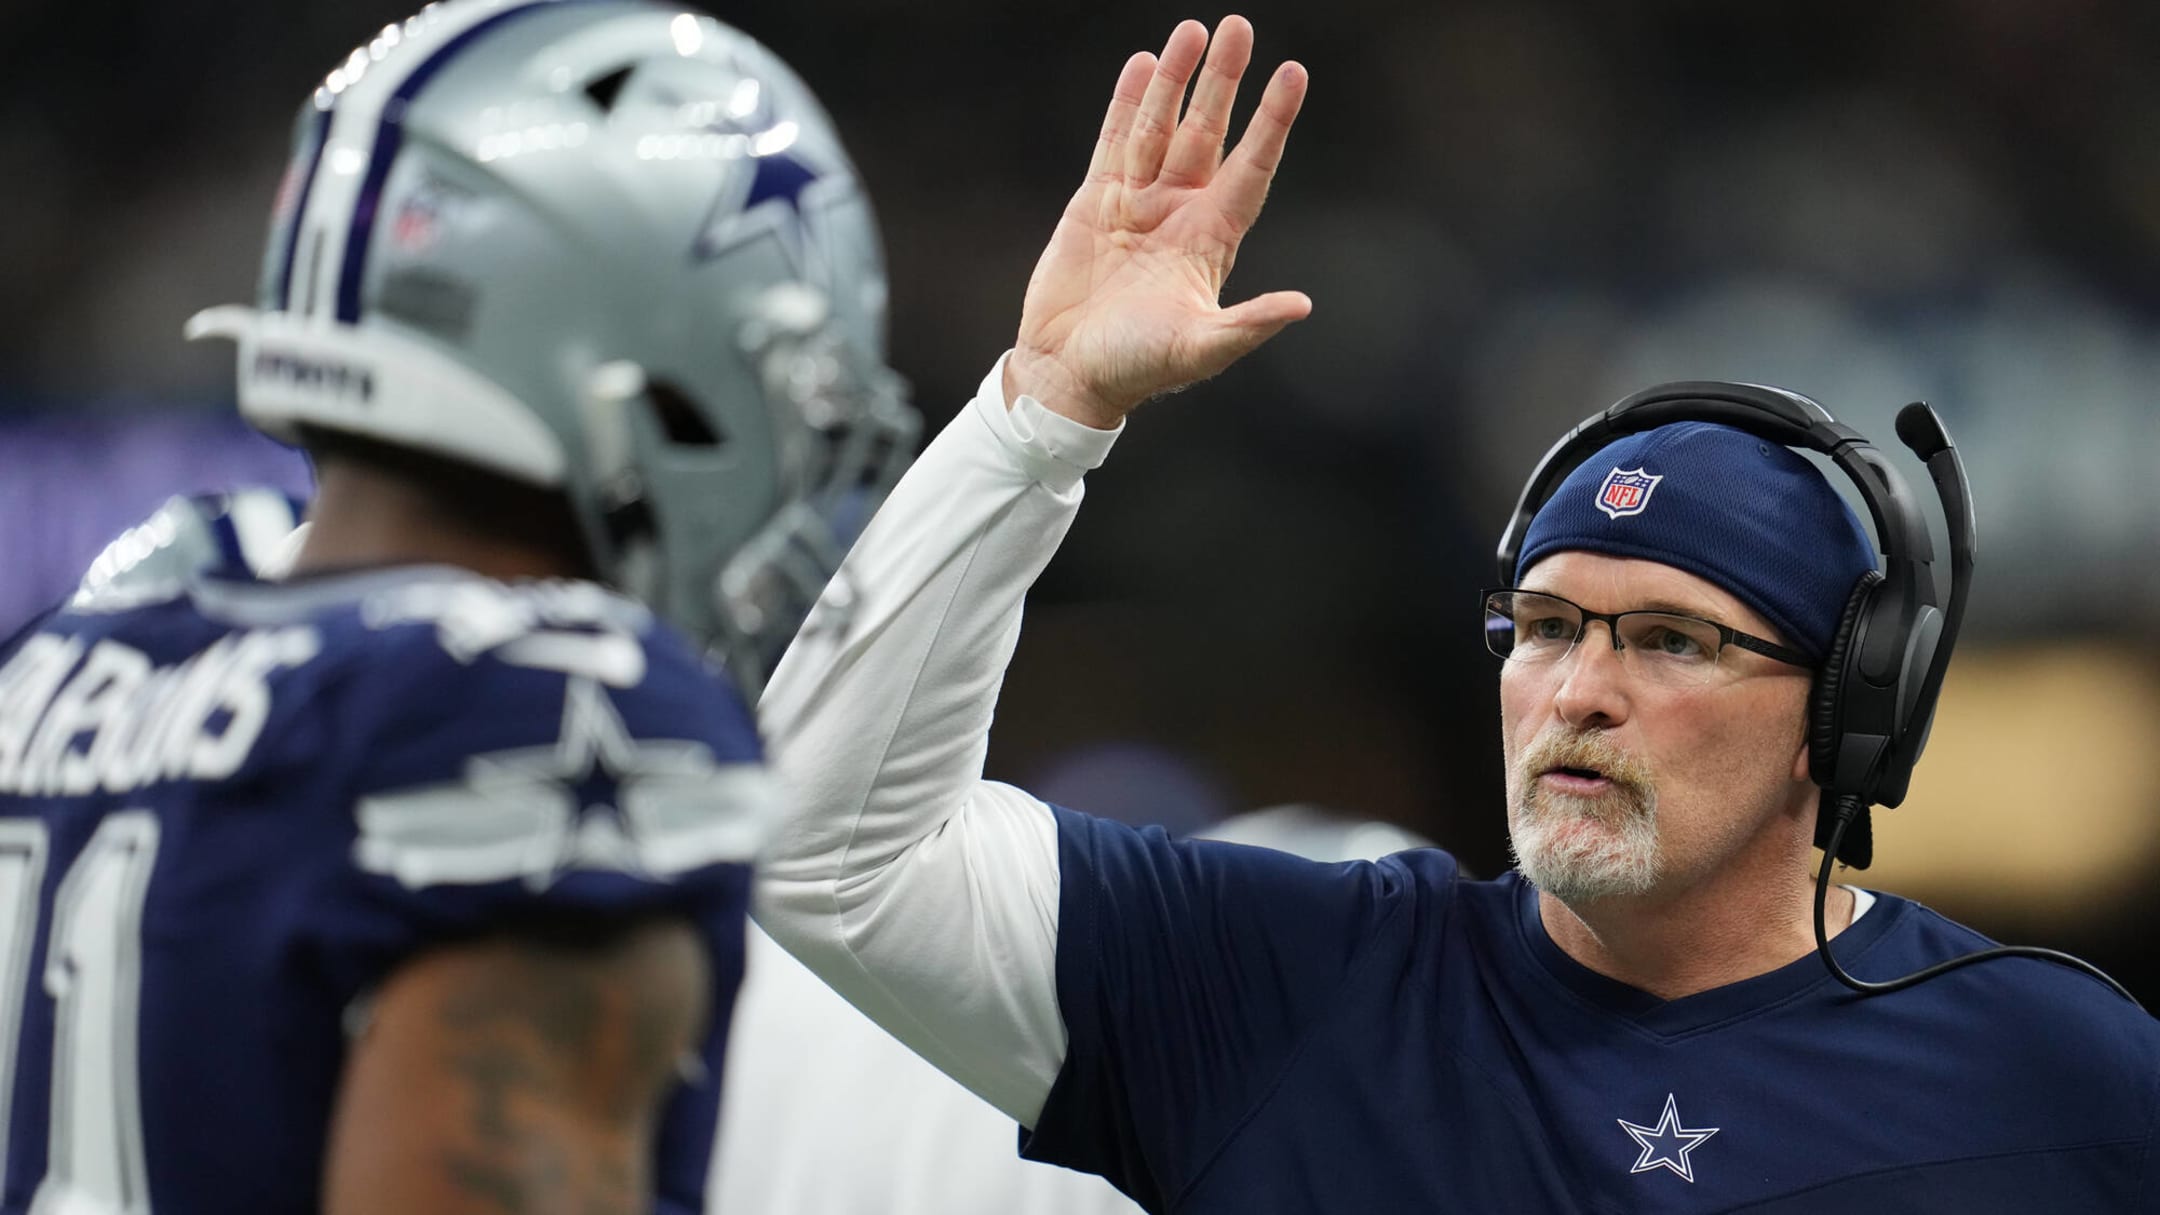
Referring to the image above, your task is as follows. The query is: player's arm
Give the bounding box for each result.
[757,15,1308,1126]
[321,918,709,1215]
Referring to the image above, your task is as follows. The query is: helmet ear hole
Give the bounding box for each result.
[646,379,726,448]
[584,65,635,113]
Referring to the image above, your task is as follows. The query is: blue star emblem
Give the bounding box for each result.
[743,149,818,218]
[688,119,852,275]
[1617,1093,1720,1183]
[352,676,778,892]
[546,677,648,881]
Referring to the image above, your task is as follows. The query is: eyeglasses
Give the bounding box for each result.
[1481,589,1814,687]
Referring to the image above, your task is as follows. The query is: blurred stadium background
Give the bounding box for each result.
[4,1,2157,994]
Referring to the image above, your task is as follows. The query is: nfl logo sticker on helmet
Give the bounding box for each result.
[1596,467,1662,519]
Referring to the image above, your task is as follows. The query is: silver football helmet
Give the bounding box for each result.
[188,0,915,694]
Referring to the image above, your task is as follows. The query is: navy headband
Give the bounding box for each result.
[1516,422,1878,663]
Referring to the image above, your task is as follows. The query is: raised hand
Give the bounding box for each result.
[1004,16,1310,429]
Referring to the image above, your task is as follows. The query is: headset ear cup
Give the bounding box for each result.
[1811,572,1883,869]
[1809,570,1883,789]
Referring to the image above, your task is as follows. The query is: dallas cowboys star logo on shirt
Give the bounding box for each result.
[520,674,661,881]
[1617,1093,1720,1183]
[353,677,775,891]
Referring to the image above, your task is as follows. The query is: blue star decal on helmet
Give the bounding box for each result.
[743,149,819,219]
[1617,1094,1720,1183]
[690,121,854,276]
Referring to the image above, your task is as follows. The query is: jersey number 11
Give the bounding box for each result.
[0,813,160,1214]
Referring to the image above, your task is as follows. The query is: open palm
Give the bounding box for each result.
[1005,17,1311,429]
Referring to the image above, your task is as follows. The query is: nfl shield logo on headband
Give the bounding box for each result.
[1596,467,1663,519]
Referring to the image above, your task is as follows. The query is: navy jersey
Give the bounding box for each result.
[1025,808,2160,1213]
[0,567,769,1214]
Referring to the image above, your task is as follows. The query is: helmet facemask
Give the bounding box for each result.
[591,282,916,698]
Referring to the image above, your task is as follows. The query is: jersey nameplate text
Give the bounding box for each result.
[0,628,321,796]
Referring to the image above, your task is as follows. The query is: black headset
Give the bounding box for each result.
[1495,382,2141,1008]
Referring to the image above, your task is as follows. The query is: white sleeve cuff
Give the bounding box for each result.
[969,353,1124,496]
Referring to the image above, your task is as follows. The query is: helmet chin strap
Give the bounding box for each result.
[581,360,652,492]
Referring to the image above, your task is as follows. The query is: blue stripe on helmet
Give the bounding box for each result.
[334,0,577,323]
[272,104,335,311]
[207,512,250,573]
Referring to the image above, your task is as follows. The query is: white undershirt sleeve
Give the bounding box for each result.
[756,354,1122,1128]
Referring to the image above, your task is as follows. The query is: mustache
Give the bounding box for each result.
[1516,730,1653,796]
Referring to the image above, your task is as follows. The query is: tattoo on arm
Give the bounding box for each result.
[329,919,710,1215]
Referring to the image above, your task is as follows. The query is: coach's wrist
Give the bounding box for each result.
[972,357,1122,491]
[1002,346,1127,432]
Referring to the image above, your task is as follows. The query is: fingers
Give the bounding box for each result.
[1192,290,1313,379]
[1084,51,1158,185]
[1125,20,1209,188]
[1218,289,1312,337]
[1212,60,1308,232]
[1159,15,1254,188]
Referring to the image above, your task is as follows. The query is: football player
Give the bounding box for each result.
[0,2,910,1211]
